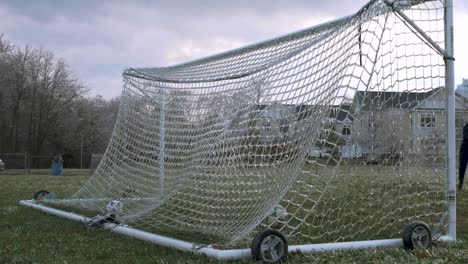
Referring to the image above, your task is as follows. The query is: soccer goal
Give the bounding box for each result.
[20,0,456,262]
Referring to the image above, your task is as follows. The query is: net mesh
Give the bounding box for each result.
[44,0,448,246]
[89,153,103,175]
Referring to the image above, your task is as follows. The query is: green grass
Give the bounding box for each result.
[1,170,468,263]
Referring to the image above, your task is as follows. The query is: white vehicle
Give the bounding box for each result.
[0,159,4,171]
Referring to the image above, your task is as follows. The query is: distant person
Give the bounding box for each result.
[459,123,468,190]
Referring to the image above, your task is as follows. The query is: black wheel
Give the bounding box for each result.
[402,222,432,250]
[251,229,288,263]
[33,190,50,200]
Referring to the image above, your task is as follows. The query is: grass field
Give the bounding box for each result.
[1,169,468,263]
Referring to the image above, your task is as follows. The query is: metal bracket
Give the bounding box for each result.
[381,0,451,59]
[432,211,449,238]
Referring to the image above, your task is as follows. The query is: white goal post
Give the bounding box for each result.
[20,0,456,261]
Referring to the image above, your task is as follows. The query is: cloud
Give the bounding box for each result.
[454,7,468,84]
[85,75,122,99]
[0,0,106,23]
[0,0,365,22]
[0,0,467,99]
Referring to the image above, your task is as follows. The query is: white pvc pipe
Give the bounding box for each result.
[290,239,402,253]
[444,0,457,241]
[19,200,87,222]
[20,200,455,261]
[19,200,251,260]
[46,197,159,203]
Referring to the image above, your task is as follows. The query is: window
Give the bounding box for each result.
[262,121,271,131]
[420,114,435,128]
[342,125,351,135]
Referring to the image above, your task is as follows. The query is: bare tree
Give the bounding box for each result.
[0,35,121,168]
[0,33,13,54]
[0,37,86,155]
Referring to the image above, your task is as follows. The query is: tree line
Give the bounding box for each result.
[0,34,119,168]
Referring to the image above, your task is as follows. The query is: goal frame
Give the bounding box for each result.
[19,0,456,260]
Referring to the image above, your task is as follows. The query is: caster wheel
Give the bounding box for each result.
[251,229,288,263]
[33,190,50,200]
[402,221,432,249]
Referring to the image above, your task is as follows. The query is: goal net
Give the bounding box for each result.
[89,153,103,175]
[41,0,450,247]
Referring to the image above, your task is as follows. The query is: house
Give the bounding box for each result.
[215,84,468,162]
[350,88,468,160]
[241,103,355,158]
[218,102,354,159]
[302,104,356,158]
[410,89,468,156]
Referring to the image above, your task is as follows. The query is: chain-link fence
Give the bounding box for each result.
[27,155,56,175]
[0,152,28,174]
[0,153,102,175]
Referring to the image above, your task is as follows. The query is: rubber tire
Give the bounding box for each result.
[402,221,432,250]
[251,229,288,263]
[33,190,50,200]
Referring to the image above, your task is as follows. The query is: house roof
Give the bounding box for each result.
[354,89,441,111]
[412,88,468,111]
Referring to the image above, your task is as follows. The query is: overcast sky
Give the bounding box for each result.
[0,0,467,99]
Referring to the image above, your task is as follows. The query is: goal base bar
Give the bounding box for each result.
[19,200,455,261]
